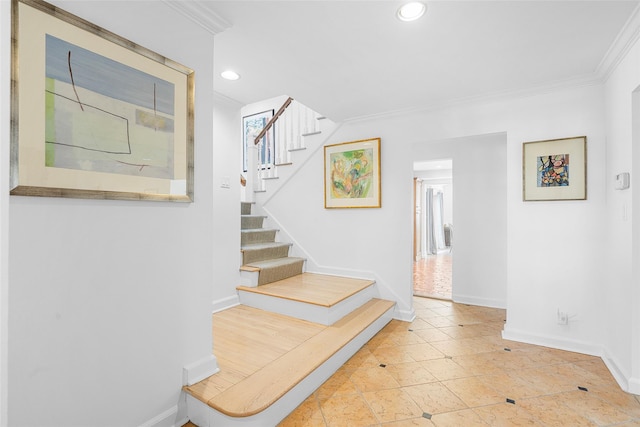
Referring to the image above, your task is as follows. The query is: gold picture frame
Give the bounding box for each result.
[10,0,194,202]
[522,136,587,201]
[324,137,381,208]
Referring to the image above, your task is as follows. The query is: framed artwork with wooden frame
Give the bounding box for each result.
[324,137,381,208]
[522,136,587,201]
[10,0,195,202]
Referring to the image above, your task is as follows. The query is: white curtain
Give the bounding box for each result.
[425,187,446,255]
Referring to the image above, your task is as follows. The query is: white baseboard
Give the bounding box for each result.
[183,355,220,386]
[453,293,506,309]
[138,405,185,427]
[394,307,416,322]
[601,347,640,394]
[502,324,601,356]
[212,294,240,313]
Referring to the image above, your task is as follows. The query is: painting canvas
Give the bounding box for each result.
[523,136,586,201]
[243,110,274,172]
[11,0,194,201]
[324,138,381,208]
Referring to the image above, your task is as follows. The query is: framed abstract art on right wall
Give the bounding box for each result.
[523,136,587,201]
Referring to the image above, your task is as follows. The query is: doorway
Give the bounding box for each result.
[413,159,453,300]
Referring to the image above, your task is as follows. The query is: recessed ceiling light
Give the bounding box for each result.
[397,2,426,22]
[221,70,240,81]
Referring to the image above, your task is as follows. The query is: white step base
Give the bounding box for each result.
[185,302,394,427]
[238,282,376,325]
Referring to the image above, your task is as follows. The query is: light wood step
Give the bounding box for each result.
[237,273,376,325]
[184,298,396,425]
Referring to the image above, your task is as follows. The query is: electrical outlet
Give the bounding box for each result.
[557,309,568,325]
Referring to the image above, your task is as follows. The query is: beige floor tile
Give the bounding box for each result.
[473,402,544,426]
[350,366,402,393]
[381,417,435,426]
[371,345,417,365]
[403,382,467,414]
[367,331,398,349]
[278,396,326,427]
[401,343,445,362]
[345,347,382,369]
[408,318,436,331]
[388,330,427,346]
[587,387,640,418]
[412,328,453,343]
[363,388,425,423]
[420,357,474,381]
[430,409,489,427]
[517,395,597,427]
[451,353,504,376]
[558,389,634,425]
[385,362,438,387]
[299,296,639,427]
[480,371,546,400]
[315,368,359,399]
[441,376,505,407]
[319,393,379,427]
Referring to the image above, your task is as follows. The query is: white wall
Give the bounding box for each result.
[603,29,640,393]
[263,83,610,379]
[413,133,507,308]
[212,93,242,311]
[2,1,223,425]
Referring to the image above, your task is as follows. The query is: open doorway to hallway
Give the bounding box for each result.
[413,159,453,300]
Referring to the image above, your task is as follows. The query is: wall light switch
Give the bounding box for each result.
[615,172,630,190]
[220,176,230,189]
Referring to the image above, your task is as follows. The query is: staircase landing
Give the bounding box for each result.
[237,272,374,307]
[184,298,395,426]
[237,272,377,325]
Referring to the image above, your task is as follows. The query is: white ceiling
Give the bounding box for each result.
[207,1,640,122]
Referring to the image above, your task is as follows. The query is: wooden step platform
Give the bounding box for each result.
[237,272,376,325]
[184,298,395,427]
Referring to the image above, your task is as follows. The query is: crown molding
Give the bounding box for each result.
[597,2,640,82]
[162,1,232,36]
[344,73,601,124]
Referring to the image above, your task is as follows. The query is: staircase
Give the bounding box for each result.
[239,202,305,287]
[182,97,396,426]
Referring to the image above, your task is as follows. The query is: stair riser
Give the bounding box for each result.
[241,202,252,215]
[241,230,277,245]
[238,284,376,325]
[257,260,304,286]
[241,216,265,230]
[242,246,290,264]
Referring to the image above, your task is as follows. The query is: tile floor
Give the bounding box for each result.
[413,254,452,300]
[279,297,640,426]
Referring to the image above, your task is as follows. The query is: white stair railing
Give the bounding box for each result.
[245,97,325,195]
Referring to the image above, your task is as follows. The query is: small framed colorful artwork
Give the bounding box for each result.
[324,137,381,208]
[522,136,587,201]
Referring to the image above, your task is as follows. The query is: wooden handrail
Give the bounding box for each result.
[254,97,294,145]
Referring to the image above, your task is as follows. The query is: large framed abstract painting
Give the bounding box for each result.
[10,0,194,201]
[523,136,586,201]
[324,137,381,208]
[242,110,274,172]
